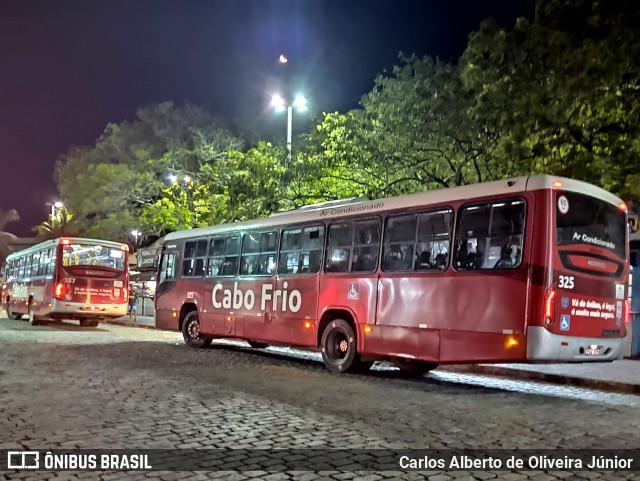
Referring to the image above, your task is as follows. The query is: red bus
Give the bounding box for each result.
[155,175,630,374]
[2,237,129,326]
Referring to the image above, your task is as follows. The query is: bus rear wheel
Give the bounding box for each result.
[320,318,367,374]
[7,302,23,320]
[392,358,438,377]
[79,319,99,327]
[182,311,212,348]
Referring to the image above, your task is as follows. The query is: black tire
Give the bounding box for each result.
[392,358,438,377]
[79,319,99,327]
[182,311,212,348]
[247,341,268,349]
[352,360,375,373]
[320,318,363,373]
[7,302,23,320]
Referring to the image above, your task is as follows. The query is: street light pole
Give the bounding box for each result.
[286,105,293,162]
[271,94,307,164]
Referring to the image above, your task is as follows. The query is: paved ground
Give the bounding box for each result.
[0,315,639,480]
[110,315,640,393]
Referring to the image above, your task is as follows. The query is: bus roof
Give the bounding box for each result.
[163,174,623,242]
[5,237,127,261]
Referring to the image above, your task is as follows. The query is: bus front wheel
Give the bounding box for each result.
[320,318,367,374]
[182,311,212,349]
[7,302,22,320]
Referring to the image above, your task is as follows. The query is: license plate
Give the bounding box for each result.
[585,348,601,355]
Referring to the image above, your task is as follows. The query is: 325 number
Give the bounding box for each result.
[558,275,575,290]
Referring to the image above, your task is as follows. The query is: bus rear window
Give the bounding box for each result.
[62,244,126,271]
[555,192,626,259]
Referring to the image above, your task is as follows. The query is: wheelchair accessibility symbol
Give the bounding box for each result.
[560,314,571,331]
[348,283,360,300]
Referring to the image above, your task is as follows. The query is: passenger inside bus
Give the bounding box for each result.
[416,251,431,270]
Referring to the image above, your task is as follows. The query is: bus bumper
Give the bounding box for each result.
[50,300,127,319]
[527,326,626,362]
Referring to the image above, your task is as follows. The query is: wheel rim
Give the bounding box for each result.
[187,319,201,339]
[326,328,350,364]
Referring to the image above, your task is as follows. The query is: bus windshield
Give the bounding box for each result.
[62,243,126,271]
[555,191,626,259]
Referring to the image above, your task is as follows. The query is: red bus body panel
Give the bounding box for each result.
[154,175,628,366]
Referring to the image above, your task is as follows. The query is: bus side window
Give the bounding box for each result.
[159,252,177,283]
[455,199,525,270]
[352,219,381,273]
[241,231,277,276]
[182,240,208,277]
[326,223,353,273]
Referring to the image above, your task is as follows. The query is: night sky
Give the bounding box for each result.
[0,0,535,236]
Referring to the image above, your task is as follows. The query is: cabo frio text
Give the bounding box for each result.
[212,281,302,313]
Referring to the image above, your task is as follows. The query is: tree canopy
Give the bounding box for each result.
[46,0,640,244]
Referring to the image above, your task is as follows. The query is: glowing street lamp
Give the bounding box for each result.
[271,93,308,162]
[51,201,63,218]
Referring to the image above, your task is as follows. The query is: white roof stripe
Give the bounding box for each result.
[164,174,624,242]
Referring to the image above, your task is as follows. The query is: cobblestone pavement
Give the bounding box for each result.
[0,316,639,480]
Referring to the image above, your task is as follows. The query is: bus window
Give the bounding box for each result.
[455,199,525,270]
[240,231,277,276]
[556,191,626,259]
[326,223,353,273]
[182,240,208,277]
[383,208,452,272]
[159,253,177,283]
[207,235,239,276]
[279,225,325,275]
[352,219,381,273]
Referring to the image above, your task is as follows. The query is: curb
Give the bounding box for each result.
[439,364,640,395]
[104,319,158,330]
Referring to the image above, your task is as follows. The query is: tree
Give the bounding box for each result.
[138,142,289,235]
[0,207,19,270]
[460,0,640,194]
[32,205,79,238]
[55,102,243,240]
[302,55,501,202]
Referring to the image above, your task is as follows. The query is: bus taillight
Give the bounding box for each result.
[54,282,65,300]
[623,299,630,325]
[544,289,556,322]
